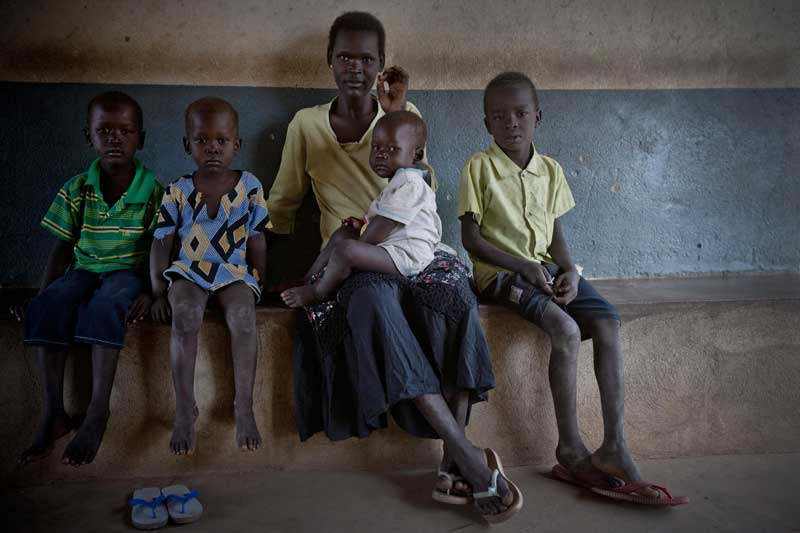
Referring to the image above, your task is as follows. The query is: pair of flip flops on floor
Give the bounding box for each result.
[130,485,203,530]
[551,464,689,506]
[432,448,524,524]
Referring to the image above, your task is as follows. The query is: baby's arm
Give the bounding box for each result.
[547,219,579,305]
[150,231,175,323]
[359,215,400,245]
[460,214,554,295]
[246,232,267,292]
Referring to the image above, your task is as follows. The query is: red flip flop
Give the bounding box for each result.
[591,481,689,506]
[550,464,621,489]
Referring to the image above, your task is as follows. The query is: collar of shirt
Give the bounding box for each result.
[85,158,156,204]
[323,95,385,147]
[487,142,547,179]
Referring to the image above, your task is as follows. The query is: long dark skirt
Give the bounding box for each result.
[293,250,496,441]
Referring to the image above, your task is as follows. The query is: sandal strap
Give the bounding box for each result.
[165,490,200,514]
[615,482,673,499]
[472,469,500,500]
[130,495,165,519]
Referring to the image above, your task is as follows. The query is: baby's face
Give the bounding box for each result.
[369,123,419,178]
[484,85,540,157]
[86,103,142,167]
[183,111,240,174]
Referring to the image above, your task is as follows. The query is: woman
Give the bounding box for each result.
[267,11,521,523]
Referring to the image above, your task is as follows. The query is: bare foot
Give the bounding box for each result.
[170,404,199,455]
[592,443,661,498]
[458,446,513,518]
[61,411,109,466]
[18,410,74,465]
[235,405,262,451]
[281,286,320,308]
[437,451,470,495]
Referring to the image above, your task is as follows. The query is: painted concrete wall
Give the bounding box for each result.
[1,0,798,285]
[2,0,798,89]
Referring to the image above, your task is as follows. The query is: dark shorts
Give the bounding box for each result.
[24,269,143,349]
[485,264,620,339]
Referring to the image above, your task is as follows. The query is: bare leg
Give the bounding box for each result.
[414,393,513,517]
[438,390,471,494]
[283,239,400,307]
[588,318,660,496]
[215,282,261,452]
[167,279,208,455]
[303,225,359,282]
[18,347,73,464]
[62,345,120,465]
[538,302,596,473]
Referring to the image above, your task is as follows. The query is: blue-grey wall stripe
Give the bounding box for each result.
[1,82,798,287]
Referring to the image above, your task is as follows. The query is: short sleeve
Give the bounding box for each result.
[153,183,181,240]
[551,163,576,218]
[372,172,426,225]
[41,180,80,243]
[458,157,485,225]
[247,177,269,237]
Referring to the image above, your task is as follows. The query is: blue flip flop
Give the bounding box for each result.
[162,484,203,524]
[130,487,168,530]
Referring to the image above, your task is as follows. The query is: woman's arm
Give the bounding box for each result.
[267,118,310,235]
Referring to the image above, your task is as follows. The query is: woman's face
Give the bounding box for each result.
[330,29,382,100]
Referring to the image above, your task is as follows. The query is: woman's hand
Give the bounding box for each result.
[377,66,409,113]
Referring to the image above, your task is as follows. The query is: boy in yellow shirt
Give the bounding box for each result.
[458,72,687,506]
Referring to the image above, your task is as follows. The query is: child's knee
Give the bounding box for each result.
[171,301,205,336]
[549,316,582,352]
[224,303,256,336]
[330,239,358,264]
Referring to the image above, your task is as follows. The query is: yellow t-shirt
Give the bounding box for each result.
[458,142,575,292]
[266,98,434,247]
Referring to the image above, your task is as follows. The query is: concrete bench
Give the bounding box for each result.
[2,273,799,487]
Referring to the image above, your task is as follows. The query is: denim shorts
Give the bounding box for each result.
[485,264,620,340]
[24,269,143,349]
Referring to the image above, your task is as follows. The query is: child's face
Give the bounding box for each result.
[183,110,241,173]
[85,103,143,167]
[483,85,541,156]
[330,29,382,100]
[369,123,420,178]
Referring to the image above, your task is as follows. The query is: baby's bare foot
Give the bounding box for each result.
[170,404,199,455]
[281,286,320,308]
[235,406,262,452]
[62,411,109,466]
[18,410,74,465]
[592,443,661,498]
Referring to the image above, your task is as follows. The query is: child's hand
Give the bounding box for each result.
[342,216,367,231]
[520,262,554,296]
[151,295,172,324]
[552,271,579,306]
[9,299,30,322]
[377,66,409,113]
[127,293,152,324]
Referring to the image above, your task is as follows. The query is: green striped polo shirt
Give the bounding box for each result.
[41,158,164,272]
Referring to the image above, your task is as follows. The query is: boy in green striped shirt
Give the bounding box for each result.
[16,91,163,467]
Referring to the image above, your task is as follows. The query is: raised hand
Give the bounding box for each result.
[377,65,409,113]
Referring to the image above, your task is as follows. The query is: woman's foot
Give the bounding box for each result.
[18,409,74,464]
[281,286,321,308]
[436,452,471,496]
[61,411,109,466]
[235,405,262,451]
[170,404,199,455]
[591,442,661,498]
[458,446,514,518]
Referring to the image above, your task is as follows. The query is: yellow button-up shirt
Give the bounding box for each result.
[266,98,433,248]
[458,142,575,292]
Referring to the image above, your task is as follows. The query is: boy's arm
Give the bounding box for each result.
[460,214,554,295]
[246,232,267,293]
[547,219,579,305]
[41,238,75,291]
[359,215,400,245]
[149,233,175,323]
